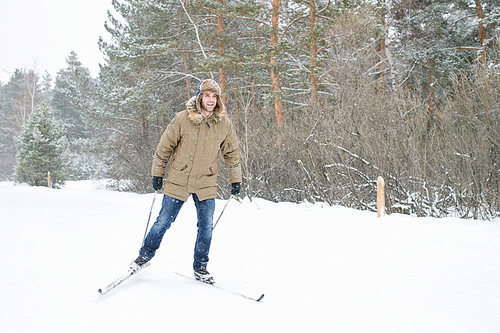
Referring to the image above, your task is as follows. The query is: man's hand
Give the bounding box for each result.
[231,182,241,195]
[152,176,163,191]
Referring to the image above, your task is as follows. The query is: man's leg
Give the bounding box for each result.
[192,194,215,271]
[139,195,185,261]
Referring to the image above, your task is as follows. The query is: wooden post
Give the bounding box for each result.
[377,176,385,217]
[47,171,51,188]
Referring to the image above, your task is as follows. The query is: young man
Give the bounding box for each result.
[130,79,242,284]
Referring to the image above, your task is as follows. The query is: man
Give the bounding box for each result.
[130,79,242,284]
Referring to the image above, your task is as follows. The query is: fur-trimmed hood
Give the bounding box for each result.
[185,79,226,124]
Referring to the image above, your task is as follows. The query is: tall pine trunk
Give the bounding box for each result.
[179,21,191,99]
[475,0,486,63]
[217,0,227,105]
[271,0,283,128]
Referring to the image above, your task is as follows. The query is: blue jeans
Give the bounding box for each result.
[139,194,215,271]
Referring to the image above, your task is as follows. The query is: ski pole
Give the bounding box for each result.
[213,195,232,229]
[142,191,158,246]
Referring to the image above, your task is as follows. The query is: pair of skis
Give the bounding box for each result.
[98,265,264,302]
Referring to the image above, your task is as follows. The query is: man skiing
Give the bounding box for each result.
[130,79,242,284]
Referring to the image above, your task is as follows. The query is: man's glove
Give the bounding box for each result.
[152,176,163,191]
[231,182,241,195]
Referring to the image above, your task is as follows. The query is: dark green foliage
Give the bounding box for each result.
[51,51,93,141]
[14,102,71,188]
[0,69,43,179]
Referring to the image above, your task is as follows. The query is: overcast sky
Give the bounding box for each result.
[0,0,113,84]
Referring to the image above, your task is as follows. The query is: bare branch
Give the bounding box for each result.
[223,14,269,27]
[317,0,331,16]
[179,0,208,60]
[398,61,418,89]
[236,36,272,43]
[281,14,308,39]
[452,14,477,26]
[444,46,481,51]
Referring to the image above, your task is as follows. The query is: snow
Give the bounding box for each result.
[1,180,499,333]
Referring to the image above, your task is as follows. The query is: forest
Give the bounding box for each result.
[1,0,499,219]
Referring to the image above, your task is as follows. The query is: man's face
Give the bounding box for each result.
[200,91,217,113]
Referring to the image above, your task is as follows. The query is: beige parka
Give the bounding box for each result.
[151,95,242,201]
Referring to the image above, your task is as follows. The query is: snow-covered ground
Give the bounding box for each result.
[1,180,499,332]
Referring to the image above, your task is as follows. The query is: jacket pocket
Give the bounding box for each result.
[171,159,187,171]
[197,164,218,188]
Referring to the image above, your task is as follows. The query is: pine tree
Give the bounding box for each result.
[389,0,500,94]
[0,69,43,179]
[41,70,53,101]
[14,101,71,187]
[52,51,92,141]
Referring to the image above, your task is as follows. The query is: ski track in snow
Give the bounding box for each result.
[1,180,499,332]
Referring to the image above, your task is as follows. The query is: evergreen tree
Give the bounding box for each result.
[14,101,71,187]
[52,51,92,141]
[0,69,43,179]
[389,0,500,94]
[41,70,53,103]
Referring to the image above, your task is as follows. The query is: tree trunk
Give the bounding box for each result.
[179,20,190,99]
[271,0,283,128]
[217,0,227,105]
[475,0,486,63]
[24,70,38,122]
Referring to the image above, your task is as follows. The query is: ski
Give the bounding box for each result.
[98,262,151,295]
[175,272,265,302]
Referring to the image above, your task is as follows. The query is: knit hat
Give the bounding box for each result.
[195,79,224,114]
